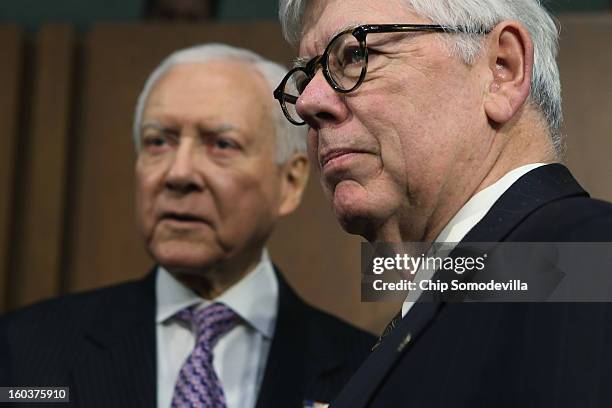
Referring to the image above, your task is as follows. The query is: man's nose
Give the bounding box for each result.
[165,141,204,193]
[295,70,350,128]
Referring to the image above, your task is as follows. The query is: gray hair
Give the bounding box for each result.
[133,43,307,163]
[279,0,564,155]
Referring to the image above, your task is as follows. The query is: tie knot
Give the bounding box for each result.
[177,302,240,348]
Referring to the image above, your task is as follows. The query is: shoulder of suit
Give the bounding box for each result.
[0,278,146,334]
[510,195,612,241]
[299,302,376,351]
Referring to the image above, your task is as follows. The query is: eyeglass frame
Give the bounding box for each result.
[273,23,492,126]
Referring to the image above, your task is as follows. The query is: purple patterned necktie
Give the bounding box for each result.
[171,302,240,408]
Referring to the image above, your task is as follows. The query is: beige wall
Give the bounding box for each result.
[560,15,612,201]
[1,16,611,335]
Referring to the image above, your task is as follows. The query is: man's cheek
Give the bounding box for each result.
[135,190,155,236]
[307,136,319,170]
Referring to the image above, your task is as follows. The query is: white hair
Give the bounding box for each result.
[279,0,564,155]
[133,43,307,163]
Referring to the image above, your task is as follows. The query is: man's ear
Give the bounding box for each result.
[483,21,534,125]
[278,153,310,217]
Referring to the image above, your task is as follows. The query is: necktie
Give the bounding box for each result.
[371,309,402,351]
[171,303,240,408]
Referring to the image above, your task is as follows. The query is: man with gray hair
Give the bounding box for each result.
[0,43,374,408]
[274,0,612,406]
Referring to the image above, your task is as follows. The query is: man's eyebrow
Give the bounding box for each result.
[141,121,176,135]
[140,121,236,135]
[292,56,311,68]
[328,22,361,42]
[210,123,236,134]
[294,22,362,67]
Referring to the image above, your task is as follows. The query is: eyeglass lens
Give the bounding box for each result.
[327,32,366,90]
[279,31,367,124]
[282,69,309,124]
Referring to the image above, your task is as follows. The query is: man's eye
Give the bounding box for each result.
[143,135,168,148]
[214,138,238,150]
[341,46,364,66]
[147,137,166,146]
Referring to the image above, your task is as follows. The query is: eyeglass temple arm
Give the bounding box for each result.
[358,24,491,36]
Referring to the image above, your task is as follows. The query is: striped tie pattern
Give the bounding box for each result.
[171,303,240,408]
[371,309,402,351]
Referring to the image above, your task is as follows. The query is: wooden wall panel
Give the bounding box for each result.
[0,25,23,312]
[11,25,74,308]
[559,15,612,200]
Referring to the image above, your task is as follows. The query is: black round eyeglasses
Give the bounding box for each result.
[273,23,491,125]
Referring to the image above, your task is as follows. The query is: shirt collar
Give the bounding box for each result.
[155,249,278,339]
[401,163,548,317]
[435,163,547,243]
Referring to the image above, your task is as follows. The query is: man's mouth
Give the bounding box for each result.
[320,149,364,169]
[160,212,207,224]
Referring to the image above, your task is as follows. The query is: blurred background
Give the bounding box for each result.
[1,0,611,334]
[1,0,611,30]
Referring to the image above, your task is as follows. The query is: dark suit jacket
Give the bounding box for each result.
[331,164,612,408]
[0,268,375,407]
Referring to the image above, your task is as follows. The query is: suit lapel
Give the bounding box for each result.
[71,271,157,408]
[256,269,344,408]
[462,163,587,243]
[331,302,442,408]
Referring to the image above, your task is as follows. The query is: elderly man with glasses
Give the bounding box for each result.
[275,0,612,407]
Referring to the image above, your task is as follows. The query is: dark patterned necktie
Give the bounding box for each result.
[371,309,402,351]
[171,302,240,408]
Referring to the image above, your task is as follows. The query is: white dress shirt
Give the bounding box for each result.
[401,163,547,317]
[156,249,278,408]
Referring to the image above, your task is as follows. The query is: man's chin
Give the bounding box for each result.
[158,259,216,274]
[333,197,378,239]
[148,242,222,272]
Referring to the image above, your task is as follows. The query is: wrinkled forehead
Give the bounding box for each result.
[299,0,422,56]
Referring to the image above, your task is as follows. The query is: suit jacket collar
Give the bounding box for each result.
[75,269,157,407]
[331,302,442,408]
[255,267,345,408]
[461,163,587,243]
[83,269,156,348]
